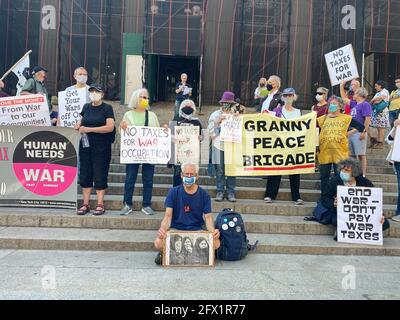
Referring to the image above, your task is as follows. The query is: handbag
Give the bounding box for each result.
[373,100,389,114]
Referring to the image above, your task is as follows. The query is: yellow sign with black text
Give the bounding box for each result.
[224,112,317,176]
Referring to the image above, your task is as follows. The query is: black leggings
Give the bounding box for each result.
[265,175,301,201]
[79,142,112,190]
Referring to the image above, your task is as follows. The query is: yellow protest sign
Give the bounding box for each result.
[224,112,317,176]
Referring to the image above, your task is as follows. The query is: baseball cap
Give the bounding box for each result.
[32,66,48,75]
[88,83,104,92]
[282,88,296,96]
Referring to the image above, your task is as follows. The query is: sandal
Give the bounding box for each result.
[92,204,106,216]
[77,204,90,215]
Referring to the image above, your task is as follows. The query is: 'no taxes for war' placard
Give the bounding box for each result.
[325,44,359,86]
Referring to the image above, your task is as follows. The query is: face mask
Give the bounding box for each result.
[183,176,196,186]
[222,103,232,110]
[282,97,294,105]
[89,92,102,102]
[76,75,88,84]
[267,84,273,91]
[340,171,352,183]
[396,83,400,89]
[329,104,339,113]
[139,98,149,109]
[182,106,194,115]
[260,83,266,87]
[315,95,324,102]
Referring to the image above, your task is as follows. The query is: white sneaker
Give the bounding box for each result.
[120,205,133,216]
[264,197,273,203]
[142,207,155,216]
[392,215,400,222]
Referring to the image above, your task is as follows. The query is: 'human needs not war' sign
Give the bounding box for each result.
[224,112,317,176]
[325,44,359,86]
[120,126,171,164]
[337,186,383,246]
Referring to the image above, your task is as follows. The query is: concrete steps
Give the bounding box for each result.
[0,226,399,256]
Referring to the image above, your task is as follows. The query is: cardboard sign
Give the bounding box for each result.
[58,88,87,128]
[337,186,383,246]
[174,126,200,165]
[120,126,171,164]
[0,94,51,126]
[220,115,243,143]
[0,126,79,209]
[325,44,359,86]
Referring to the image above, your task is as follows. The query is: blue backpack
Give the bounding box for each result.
[215,209,257,261]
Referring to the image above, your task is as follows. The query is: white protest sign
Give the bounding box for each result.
[58,88,87,127]
[325,44,359,86]
[337,186,383,246]
[120,126,171,164]
[391,123,400,162]
[174,126,200,165]
[0,94,51,126]
[220,115,243,143]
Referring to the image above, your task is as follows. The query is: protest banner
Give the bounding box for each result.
[0,126,79,209]
[337,186,383,246]
[224,112,317,176]
[0,94,51,126]
[174,126,200,165]
[220,115,243,143]
[390,125,400,162]
[58,88,87,127]
[325,44,359,86]
[120,126,171,164]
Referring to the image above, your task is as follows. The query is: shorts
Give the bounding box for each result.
[348,132,367,156]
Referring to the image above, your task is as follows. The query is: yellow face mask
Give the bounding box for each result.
[139,98,149,109]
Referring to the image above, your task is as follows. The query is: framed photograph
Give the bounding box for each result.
[163,231,215,267]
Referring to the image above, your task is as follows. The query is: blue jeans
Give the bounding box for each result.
[395,162,400,216]
[215,150,236,194]
[389,110,400,127]
[319,163,339,196]
[123,164,155,207]
[174,100,182,121]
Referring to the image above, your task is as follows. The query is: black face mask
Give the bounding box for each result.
[182,107,194,115]
[267,84,273,91]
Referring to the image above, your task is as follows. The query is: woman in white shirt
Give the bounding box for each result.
[370,80,390,149]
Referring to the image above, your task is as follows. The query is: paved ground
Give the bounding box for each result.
[0,250,399,300]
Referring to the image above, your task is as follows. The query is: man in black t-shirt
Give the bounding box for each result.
[174,73,192,121]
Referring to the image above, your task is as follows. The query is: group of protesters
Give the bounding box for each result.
[1,66,398,263]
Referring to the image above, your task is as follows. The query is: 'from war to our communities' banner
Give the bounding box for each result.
[224,112,317,176]
[120,126,171,164]
[58,88,87,128]
[0,126,79,209]
[325,44,359,86]
[0,94,51,126]
[337,186,383,246]
[174,126,200,165]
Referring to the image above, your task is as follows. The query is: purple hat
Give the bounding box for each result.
[219,91,236,104]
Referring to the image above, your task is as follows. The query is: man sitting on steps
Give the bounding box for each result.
[154,163,221,265]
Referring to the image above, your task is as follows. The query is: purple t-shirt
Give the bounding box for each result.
[349,100,372,125]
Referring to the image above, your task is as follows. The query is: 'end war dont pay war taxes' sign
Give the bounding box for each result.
[0,126,79,209]
[337,186,383,246]
[325,44,359,86]
[120,126,171,164]
[224,112,317,176]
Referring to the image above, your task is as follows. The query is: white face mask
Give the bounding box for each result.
[89,92,102,102]
[76,75,88,84]
[315,95,324,102]
[396,83,400,89]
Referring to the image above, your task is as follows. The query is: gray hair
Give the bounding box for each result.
[268,75,281,89]
[181,163,199,174]
[317,87,329,95]
[337,158,362,177]
[179,99,197,116]
[74,67,87,75]
[355,87,369,99]
[328,95,344,109]
[128,88,149,110]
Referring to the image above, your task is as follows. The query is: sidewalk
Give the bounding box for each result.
[0,249,399,300]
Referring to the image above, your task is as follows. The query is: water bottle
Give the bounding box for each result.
[81,133,90,148]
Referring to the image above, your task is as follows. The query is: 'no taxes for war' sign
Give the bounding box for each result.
[325,44,359,86]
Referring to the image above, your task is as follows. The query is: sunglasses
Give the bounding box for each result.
[316,92,325,95]
[140,96,149,100]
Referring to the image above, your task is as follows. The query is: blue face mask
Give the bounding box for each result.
[329,104,339,113]
[183,176,196,186]
[340,171,352,183]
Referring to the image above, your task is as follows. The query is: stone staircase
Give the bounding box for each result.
[0,102,399,256]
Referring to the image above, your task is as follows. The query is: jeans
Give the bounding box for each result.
[123,164,155,207]
[215,150,236,194]
[265,175,301,201]
[319,163,339,196]
[174,100,182,121]
[395,162,400,216]
[389,110,400,127]
[173,165,182,187]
